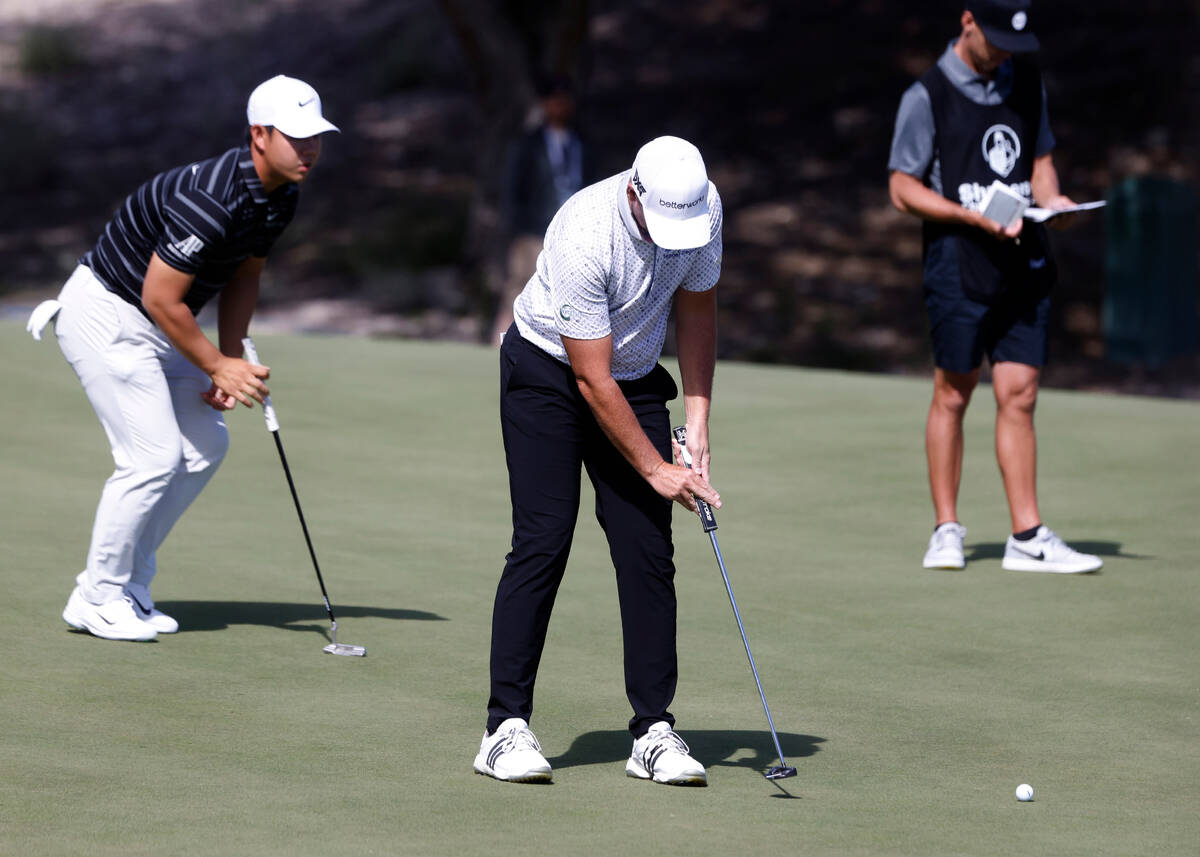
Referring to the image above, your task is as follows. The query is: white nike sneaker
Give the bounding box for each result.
[473,718,552,783]
[923,522,966,569]
[1002,526,1103,574]
[626,722,707,786]
[124,585,179,634]
[62,587,157,641]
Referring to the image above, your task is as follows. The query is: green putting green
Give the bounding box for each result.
[2,322,1196,856]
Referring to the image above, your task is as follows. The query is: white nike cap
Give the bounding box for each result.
[246,75,339,138]
[630,136,712,250]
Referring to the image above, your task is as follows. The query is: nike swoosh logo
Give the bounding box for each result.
[1012,546,1045,560]
[1029,257,1047,269]
[299,97,315,107]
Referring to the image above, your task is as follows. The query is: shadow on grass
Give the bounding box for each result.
[967,539,1151,564]
[547,729,824,778]
[156,600,446,639]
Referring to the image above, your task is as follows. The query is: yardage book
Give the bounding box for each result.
[1023,200,1107,222]
[978,180,1028,227]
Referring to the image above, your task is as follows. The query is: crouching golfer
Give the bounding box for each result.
[475,136,723,786]
[27,75,338,641]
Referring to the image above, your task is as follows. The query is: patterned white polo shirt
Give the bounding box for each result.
[513,170,723,381]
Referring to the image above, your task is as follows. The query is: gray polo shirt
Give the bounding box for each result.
[888,40,1055,194]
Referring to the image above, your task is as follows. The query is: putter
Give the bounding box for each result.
[242,338,366,657]
[672,426,796,780]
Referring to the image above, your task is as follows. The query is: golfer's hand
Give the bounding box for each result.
[649,461,721,515]
[671,428,711,482]
[201,383,237,411]
[211,356,270,408]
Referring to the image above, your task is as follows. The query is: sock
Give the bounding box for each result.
[1013,524,1042,541]
[933,521,960,533]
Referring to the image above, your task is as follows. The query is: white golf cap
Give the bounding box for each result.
[630,136,712,250]
[246,75,339,138]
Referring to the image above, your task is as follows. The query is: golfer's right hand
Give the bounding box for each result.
[649,461,721,515]
[211,356,270,408]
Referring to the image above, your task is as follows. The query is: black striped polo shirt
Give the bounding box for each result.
[82,144,298,316]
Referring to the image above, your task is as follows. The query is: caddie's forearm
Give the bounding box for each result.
[1030,154,1062,207]
[575,375,667,480]
[889,170,980,228]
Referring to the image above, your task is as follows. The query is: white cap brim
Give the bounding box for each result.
[271,115,340,138]
[642,198,712,250]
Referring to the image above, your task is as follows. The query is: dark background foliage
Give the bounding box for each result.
[1,0,1196,393]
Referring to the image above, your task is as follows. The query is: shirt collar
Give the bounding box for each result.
[237,144,271,204]
[616,170,652,244]
[940,39,1013,100]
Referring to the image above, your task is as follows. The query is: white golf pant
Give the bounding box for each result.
[53,265,229,605]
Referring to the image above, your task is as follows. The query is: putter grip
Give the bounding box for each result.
[671,426,718,532]
[240,337,280,432]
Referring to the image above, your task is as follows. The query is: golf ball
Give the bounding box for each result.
[1016,783,1034,802]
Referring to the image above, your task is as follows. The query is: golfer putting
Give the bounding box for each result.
[475,136,723,785]
[27,75,338,641]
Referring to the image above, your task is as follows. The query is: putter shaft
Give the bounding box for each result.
[243,337,366,658]
[672,425,793,777]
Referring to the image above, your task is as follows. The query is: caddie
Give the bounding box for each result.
[887,0,1102,574]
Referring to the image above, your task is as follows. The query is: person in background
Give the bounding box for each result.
[887,0,1102,574]
[492,74,589,344]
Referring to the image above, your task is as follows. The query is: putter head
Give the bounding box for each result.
[324,620,365,656]
[765,765,798,780]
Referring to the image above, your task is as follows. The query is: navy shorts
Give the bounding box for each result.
[924,236,1050,374]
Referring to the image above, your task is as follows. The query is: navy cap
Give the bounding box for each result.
[966,0,1040,53]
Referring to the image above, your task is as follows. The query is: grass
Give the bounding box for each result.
[1,320,1197,856]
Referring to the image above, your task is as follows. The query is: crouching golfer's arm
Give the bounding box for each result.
[141,252,270,409]
[563,333,721,515]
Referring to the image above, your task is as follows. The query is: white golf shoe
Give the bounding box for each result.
[473,718,552,783]
[124,585,179,634]
[626,722,707,786]
[1002,526,1103,574]
[62,587,157,641]
[923,522,966,569]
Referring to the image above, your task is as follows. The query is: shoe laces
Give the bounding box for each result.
[100,596,142,622]
[496,725,542,755]
[932,524,963,551]
[1039,528,1075,558]
[642,727,690,759]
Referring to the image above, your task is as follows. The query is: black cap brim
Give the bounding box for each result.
[979,24,1040,53]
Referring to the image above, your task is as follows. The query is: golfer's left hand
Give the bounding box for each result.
[672,427,711,482]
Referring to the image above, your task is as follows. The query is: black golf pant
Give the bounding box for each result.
[487,326,679,738]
